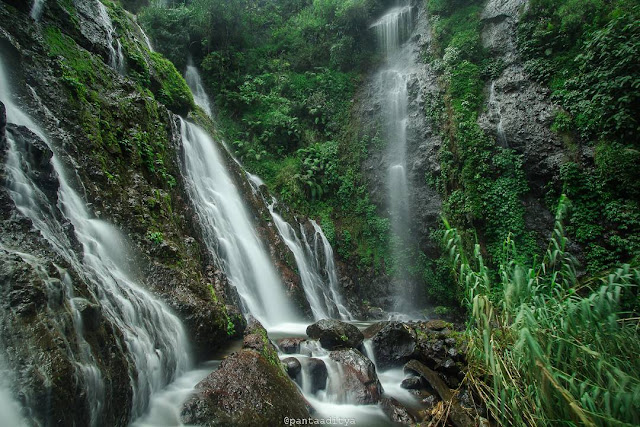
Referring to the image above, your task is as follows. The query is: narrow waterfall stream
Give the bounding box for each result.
[371,2,418,313]
[1,54,190,425]
[268,203,353,322]
[96,0,125,74]
[489,81,508,147]
[185,60,213,117]
[30,0,45,20]
[179,119,301,330]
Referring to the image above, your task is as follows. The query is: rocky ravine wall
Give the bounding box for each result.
[0,0,236,424]
[478,0,565,246]
[356,1,444,308]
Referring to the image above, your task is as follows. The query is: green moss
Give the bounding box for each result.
[148,52,194,115]
[428,1,536,274]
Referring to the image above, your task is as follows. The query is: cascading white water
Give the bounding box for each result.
[489,81,508,147]
[1,55,190,423]
[182,66,354,325]
[96,1,125,74]
[371,2,416,312]
[309,220,353,320]
[370,5,413,55]
[268,206,353,321]
[185,60,213,117]
[179,119,299,328]
[135,19,154,52]
[30,0,45,20]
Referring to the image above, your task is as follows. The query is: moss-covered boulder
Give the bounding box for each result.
[181,318,309,425]
[306,319,364,350]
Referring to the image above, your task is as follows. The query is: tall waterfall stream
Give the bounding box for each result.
[1,3,426,425]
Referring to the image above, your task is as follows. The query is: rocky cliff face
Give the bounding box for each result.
[478,0,563,244]
[0,1,234,424]
[355,1,443,308]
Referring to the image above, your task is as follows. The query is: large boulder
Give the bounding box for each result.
[181,350,310,426]
[306,319,364,350]
[329,349,383,404]
[370,321,417,369]
[305,358,328,394]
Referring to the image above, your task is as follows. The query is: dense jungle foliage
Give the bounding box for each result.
[132,0,639,425]
[135,0,640,306]
[139,0,401,277]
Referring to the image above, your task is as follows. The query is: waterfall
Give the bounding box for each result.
[268,205,353,321]
[1,54,190,423]
[489,81,508,147]
[30,0,45,20]
[95,1,125,74]
[178,119,299,328]
[135,19,154,52]
[310,220,353,320]
[185,60,213,117]
[371,2,416,312]
[370,5,413,56]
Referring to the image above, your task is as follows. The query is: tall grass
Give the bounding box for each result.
[445,196,640,426]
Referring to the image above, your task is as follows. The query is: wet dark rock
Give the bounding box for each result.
[380,397,416,425]
[283,357,301,378]
[401,376,423,390]
[306,319,364,350]
[370,321,417,369]
[306,358,328,393]
[72,298,101,332]
[405,360,475,427]
[367,306,387,319]
[181,350,310,426]
[0,101,6,147]
[330,349,383,404]
[7,125,59,205]
[362,321,386,339]
[277,337,306,354]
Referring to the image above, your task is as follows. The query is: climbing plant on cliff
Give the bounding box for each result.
[427,0,536,268]
[519,0,640,273]
[445,197,640,426]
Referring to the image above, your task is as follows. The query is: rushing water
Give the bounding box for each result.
[179,119,300,328]
[371,2,416,311]
[1,54,190,424]
[30,0,45,20]
[278,328,421,426]
[489,81,508,147]
[269,205,353,321]
[96,1,125,74]
[185,60,213,117]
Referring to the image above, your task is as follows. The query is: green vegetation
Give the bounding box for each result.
[519,0,640,273]
[140,0,397,270]
[423,0,536,304]
[148,51,194,115]
[446,198,640,426]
